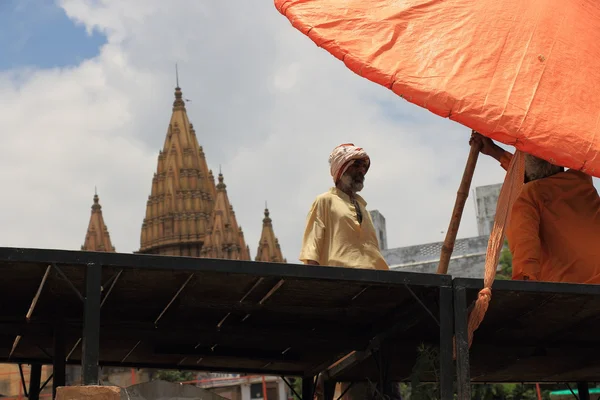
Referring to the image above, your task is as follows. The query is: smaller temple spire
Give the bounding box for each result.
[255,204,285,263]
[200,173,250,261]
[82,191,115,252]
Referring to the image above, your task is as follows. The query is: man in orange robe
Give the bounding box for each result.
[471,132,600,284]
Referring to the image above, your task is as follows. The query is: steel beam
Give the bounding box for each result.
[439,286,454,400]
[81,263,102,385]
[302,377,314,400]
[29,363,41,400]
[454,285,471,399]
[53,317,66,398]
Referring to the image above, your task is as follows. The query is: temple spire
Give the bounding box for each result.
[200,172,250,260]
[82,191,115,252]
[176,63,180,88]
[255,204,286,263]
[139,85,215,256]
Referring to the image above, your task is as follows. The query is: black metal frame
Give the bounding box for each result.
[7,248,600,400]
[12,248,600,399]
[0,246,453,396]
[319,284,455,400]
[81,262,102,385]
[17,363,43,400]
[452,278,600,400]
[0,246,449,287]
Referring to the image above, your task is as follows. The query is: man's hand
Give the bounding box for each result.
[305,260,319,265]
[470,131,505,162]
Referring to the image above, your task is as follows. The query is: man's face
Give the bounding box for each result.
[340,158,368,193]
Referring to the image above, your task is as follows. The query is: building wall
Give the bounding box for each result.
[474,183,502,237]
[383,235,494,278]
[379,182,504,278]
[197,375,288,400]
[0,364,53,398]
[369,210,388,250]
[100,367,152,388]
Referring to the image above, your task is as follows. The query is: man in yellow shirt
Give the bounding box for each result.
[300,144,391,400]
[300,143,389,270]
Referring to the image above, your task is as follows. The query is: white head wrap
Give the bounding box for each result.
[328,143,370,183]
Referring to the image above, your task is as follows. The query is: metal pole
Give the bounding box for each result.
[53,318,66,399]
[323,380,336,400]
[29,364,42,400]
[302,377,314,400]
[439,287,454,400]
[454,286,471,399]
[577,382,590,400]
[81,263,102,385]
[262,375,269,400]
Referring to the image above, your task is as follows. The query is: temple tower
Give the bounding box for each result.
[139,86,216,256]
[81,191,115,252]
[200,173,251,260]
[255,205,286,263]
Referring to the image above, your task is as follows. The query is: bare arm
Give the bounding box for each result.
[470,131,512,170]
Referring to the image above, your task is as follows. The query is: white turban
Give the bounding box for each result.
[328,143,370,183]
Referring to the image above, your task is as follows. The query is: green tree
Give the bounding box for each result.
[497,239,513,280]
[152,369,196,383]
[287,377,302,400]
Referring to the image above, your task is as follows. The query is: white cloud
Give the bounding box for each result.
[0,0,511,263]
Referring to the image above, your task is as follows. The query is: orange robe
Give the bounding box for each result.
[499,151,600,284]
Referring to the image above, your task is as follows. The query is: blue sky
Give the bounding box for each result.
[0,0,106,70]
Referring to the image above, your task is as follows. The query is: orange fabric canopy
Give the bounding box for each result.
[275,0,600,177]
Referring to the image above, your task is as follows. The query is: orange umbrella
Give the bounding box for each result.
[275,0,600,175]
[274,0,600,362]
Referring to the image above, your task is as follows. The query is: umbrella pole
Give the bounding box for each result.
[437,134,482,274]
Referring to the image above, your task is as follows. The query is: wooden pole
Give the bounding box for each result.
[262,375,268,400]
[437,132,482,274]
[536,383,542,400]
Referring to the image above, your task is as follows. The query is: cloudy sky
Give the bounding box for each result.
[1,0,538,263]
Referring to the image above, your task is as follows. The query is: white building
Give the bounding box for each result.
[376,182,503,278]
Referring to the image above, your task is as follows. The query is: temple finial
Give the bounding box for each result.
[92,188,101,209]
[217,168,225,189]
[176,63,179,88]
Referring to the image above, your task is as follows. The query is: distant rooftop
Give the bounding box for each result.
[383,235,489,268]
[382,235,495,279]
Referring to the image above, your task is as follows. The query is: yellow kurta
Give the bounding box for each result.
[299,187,389,270]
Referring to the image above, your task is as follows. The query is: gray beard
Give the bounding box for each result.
[340,174,364,193]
